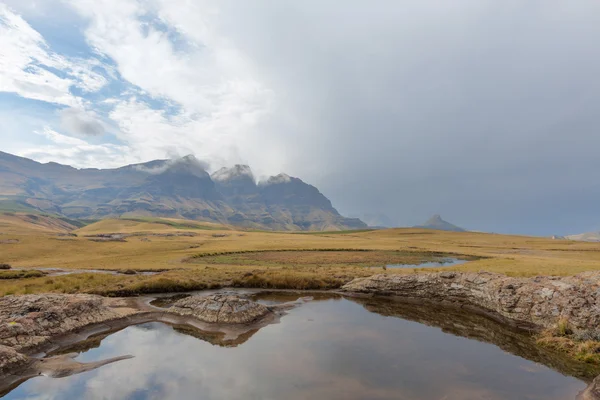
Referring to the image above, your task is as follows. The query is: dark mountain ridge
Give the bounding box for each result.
[0,151,366,231]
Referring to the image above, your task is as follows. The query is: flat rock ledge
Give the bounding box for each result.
[0,294,137,351]
[342,271,600,332]
[170,294,272,324]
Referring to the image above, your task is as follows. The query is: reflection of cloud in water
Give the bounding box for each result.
[5,299,586,400]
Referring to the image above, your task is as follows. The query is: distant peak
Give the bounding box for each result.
[211,164,254,182]
[427,214,444,223]
[415,214,466,232]
[261,173,292,186]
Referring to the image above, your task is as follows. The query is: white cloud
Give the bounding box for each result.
[62,0,277,173]
[36,126,89,146]
[0,3,107,106]
[18,127,130,168]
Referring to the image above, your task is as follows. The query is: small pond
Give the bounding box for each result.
[2,293,591,400]
[386,257,468,269]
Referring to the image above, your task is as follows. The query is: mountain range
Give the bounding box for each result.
[414,214,466,232]
[553,232,600,242]
[0,151,366,231]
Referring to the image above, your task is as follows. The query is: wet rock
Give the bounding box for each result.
[31,352,133,378]
[170,294,272,324]
[342,271,600,331]
[0,294,136,351]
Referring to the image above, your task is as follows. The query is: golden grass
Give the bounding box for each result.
[2,213,600,296]
[537,328,600,364]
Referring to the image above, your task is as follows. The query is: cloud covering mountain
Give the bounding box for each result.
[2,1,600,235]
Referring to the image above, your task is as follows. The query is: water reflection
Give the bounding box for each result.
[3,295,588,400]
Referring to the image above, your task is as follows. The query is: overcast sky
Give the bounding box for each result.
[1,0,600,235]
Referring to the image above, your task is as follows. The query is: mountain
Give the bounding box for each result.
[0,151,366,231]
[414,214,466,232]
[258,174,366,231]
[563,232,600,242]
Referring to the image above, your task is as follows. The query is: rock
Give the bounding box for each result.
[0,294,136,351]
[579,375,600,400]
[0,345,29,374]
[0,292,309,392]
[31,352,133,378]
[170,294,272,324]
[121,269,137,275]
[342,271,600,331]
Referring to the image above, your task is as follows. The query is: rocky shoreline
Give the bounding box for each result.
[341,271,600,400]
[0,292,309,394]
[2,271,600,399]
[342,271,600,333]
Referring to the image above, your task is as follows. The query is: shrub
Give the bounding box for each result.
[556,318,573,337]
[0,263,11,270]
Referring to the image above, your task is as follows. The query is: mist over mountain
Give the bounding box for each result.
[0,151,365,231]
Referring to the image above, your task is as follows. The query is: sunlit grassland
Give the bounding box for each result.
[1,213,600,296]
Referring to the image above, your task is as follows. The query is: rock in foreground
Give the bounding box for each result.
[0,345,28,375]
[171,294,272,324]
[342,271,600,331]
[0,294,136,351]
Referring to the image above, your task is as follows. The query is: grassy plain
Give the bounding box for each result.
[1,213,600,296]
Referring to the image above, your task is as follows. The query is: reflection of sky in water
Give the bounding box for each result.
[387,258,468,268]
[4,299,585,400]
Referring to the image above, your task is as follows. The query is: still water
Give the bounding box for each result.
[3,294,589,400]
[386,257,468,269]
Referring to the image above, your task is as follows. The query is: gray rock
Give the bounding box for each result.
[342,271,600,331]
[170,294,272,324]
[579,375,600,400]
[0,345,28,374]
[0,294,136,351]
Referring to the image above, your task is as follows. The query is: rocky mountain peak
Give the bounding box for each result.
[211,165,254,182]
[161,155,210,179]
[0,151,367,231]
[261,173,292,186]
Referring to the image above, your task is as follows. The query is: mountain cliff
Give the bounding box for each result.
[0,152,366,231]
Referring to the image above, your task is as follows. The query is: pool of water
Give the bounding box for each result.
[386,257,468,268]
[2,295,590,400]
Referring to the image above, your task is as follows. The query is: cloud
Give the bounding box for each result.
[60,107,105,136]
[132,155,211,175]
[2,1,600,234]
[0,4,108,106]
[18,127,130,168]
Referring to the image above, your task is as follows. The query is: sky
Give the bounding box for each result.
[1,0,600,236]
